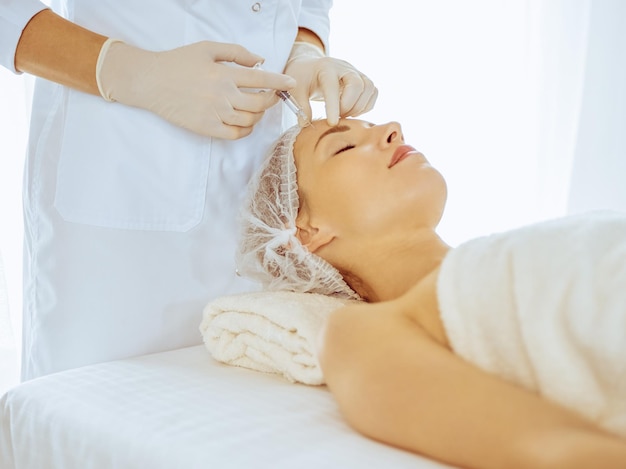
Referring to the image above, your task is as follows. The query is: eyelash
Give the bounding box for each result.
[334,145,355,155]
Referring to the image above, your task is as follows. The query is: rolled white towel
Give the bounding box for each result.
[200,290,353,385]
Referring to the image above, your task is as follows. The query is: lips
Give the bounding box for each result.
[388,145,421,168]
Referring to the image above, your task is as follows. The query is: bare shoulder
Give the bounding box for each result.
[395,266,450,348]
[318,295,439,394]
[321,266,448,356]
[318,294,434,379]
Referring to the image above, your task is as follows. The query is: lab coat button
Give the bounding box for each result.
[252,2,261,12]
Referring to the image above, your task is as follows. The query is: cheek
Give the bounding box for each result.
[307,171,375,230]
[306,164,446,235]
[352,167,447,232]
[327,180,392,234]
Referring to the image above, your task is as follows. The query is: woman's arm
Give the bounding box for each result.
[15,9,106,95]
[319,302,626,469]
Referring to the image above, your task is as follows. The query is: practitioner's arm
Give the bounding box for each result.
[294,27,325,53]
[14,10,321,99]
[15,9,106,95]
[319,301,626,469]
[13,9,294,139]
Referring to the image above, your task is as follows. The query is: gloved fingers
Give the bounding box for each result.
[98,40,275,140]
[361,86,379,116]
[336,69,365,116]
[229,89,281,113]
[316,68,342,126]
[200,108,255,140]
[198,41,264,69]
[234,66,296,94]
[219,108,266,128]
[189,90,274,138]
[209,96,247,125]
[339,71,378,117]
[197,66,279,111]
[212,92,271,129]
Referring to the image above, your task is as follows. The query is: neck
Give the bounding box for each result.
[347,229,450,302]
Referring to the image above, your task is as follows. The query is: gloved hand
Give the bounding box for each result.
[95,39,296,139]
[283,42,378,126]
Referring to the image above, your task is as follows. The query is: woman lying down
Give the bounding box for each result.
[233,118,626,468]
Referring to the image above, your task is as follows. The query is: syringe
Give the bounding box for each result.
[276,90,311,126]
[253,63,311,126]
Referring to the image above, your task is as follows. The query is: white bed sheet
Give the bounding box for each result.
[0,346,455,469]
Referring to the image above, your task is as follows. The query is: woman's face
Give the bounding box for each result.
[293,118,447,245]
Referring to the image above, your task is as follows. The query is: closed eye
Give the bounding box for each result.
[334,145,355,155]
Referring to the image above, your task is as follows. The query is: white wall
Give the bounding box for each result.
[325,1,548,247]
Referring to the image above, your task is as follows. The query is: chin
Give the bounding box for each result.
[408,166,447,226]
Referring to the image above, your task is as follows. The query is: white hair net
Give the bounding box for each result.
[236,125,361,300]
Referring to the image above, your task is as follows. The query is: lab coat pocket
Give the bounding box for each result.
[55,92,210,232]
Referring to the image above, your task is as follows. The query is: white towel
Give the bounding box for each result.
[437,211,626,437]
[200,290,352,385]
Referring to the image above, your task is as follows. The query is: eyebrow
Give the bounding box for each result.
[314,125,351,150]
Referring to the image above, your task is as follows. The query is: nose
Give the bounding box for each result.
[378,122,403,148]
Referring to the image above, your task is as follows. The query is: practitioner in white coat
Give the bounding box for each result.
[0,0,377,380]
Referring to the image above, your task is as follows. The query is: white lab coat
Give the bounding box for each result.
[0,0,331,380]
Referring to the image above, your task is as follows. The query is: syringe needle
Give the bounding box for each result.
[253,63,311,126]
[276,90,311,126]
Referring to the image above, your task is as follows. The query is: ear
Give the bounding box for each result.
[295,212,335,253]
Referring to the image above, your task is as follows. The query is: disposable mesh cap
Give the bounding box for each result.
[236,125,360,300]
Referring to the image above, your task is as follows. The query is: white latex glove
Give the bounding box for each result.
[284,42,378,126]
[96,39,296,139]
